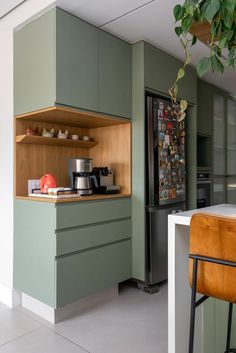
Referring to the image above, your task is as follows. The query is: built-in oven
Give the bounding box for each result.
[197,170,212,208]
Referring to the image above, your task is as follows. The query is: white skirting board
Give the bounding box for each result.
[22,285,119,324]
[0,283,21,308]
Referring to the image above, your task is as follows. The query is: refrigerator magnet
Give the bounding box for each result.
[159,102,164,109]
[159,132,165,140]
[158,109,163,119]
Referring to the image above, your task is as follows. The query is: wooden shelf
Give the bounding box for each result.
[15,106,130,128]
[16,134,98,148]
[15,194,132,204]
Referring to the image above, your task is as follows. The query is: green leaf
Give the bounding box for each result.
[177,68,185,80]
[227,48,236,67]
[191,35,197,46]
[223,11,234,29]
[175,26,183,37]
[202,0,221,23]
[223,0,236,12]
[218,30,234,49]
[174,5,183,21]
[211,55,224,74]
[188,0,199,5]
[182,17,193,33]
[173,84,178,98]
[197,57,212,77]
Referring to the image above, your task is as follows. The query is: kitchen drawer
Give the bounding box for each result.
[56,239,132,307]
[56,218,131,256]
[55,197,131,229]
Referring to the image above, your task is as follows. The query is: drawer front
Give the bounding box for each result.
[56,197,131,229]
[56,239,131,307]
[56,218,131,256]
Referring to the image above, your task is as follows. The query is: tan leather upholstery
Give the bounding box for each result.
[189,213,236,303]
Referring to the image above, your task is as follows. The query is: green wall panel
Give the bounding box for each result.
[56,8,98,111]
[98,30,132,118]
[144,42,197,104]
[132,42,146,281]
[14,200,56,307]
[14,8,56,115]
[197,79,214,136]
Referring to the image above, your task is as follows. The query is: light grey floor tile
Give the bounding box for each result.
[0,303,42,346]
[0,327,89,353]
[54,283,168,353]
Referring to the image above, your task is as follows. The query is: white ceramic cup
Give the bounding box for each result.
[82,135,90,141]
[71,134,79,140]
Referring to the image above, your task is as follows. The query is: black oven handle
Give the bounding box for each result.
[197,180,212,184]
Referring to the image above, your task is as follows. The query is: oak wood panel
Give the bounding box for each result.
[15,194,131,203]
[15,106,130,128]
[16,135,98,148]
[89,124,131,194]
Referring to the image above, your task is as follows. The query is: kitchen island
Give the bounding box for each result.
[168,204,236,353]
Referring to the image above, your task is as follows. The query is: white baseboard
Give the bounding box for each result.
[0,283,21,308]
[22,285,118,324]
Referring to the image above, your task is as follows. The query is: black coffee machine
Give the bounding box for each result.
[90,167,120,194]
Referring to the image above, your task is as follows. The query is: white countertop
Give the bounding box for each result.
[168,204,236,226]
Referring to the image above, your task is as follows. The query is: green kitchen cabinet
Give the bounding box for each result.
[14,7,132,118]
[14,9,56,115]
[14,8,98,115]
[98,30,132,118]
[56,8,98,111]
[197,79,214,136]
[14,197,132,308]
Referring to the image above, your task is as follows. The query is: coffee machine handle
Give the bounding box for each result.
[90,175,98,188]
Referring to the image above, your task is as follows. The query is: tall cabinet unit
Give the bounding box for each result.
[227,99,236,203]
[212,94,236,205]
[213,93,226,204]
[14,7,132,120]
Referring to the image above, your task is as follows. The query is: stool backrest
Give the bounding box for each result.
[190,213,236,303]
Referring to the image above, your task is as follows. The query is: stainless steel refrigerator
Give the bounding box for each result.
[146,94,187,288]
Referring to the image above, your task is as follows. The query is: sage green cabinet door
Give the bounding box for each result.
[56,8,98,111]
[14,9,56,115]
[98,30,132,118]
[56,239,132,307]
[197,79,213,136]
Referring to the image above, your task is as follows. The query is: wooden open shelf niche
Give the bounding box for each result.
[15,106,131,198]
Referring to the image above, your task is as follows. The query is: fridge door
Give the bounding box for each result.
[147,203,186,285]
[147,95,186,206]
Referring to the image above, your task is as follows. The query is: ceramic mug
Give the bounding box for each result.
[82,136,90,141]
[71,134,79,140]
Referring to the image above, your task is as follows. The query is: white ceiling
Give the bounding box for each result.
[0,0,25,18]
[1,0,235,96]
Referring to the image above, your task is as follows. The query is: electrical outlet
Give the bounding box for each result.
[28,179,40,194]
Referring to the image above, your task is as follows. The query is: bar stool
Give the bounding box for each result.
[189,213,236,353]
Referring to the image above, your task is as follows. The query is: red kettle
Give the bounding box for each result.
[40,174,57,194]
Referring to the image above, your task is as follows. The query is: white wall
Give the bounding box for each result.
[0,0,55,306]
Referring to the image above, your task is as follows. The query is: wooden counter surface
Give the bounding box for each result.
[15,193,131,204]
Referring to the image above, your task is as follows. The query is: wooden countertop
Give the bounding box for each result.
[15,193,132,204]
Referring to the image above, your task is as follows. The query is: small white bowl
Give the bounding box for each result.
[82,136,90,141]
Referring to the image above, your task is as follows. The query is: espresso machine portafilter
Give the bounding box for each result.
[68,158,93,196]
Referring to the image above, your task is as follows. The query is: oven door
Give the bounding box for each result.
[197,180,212,208]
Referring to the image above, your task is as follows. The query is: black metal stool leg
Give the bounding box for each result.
[189,258,198,353]
[226,303,233,353]
[225,303,236,353]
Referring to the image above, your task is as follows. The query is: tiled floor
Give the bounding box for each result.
[0,283,168,353]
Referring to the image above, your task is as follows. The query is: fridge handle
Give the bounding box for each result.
[147,96,155,206]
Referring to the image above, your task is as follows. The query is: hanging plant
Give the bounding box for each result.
[169,0,236,121]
